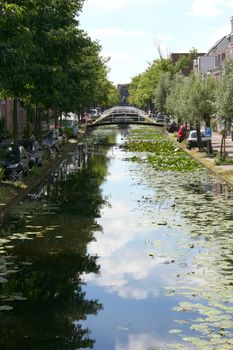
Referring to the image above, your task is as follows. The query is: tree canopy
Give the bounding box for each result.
[128,50,198,111]
[0,0,118,139]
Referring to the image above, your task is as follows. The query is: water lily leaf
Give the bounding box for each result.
[182,337,209,346]
[169,329,182,334]
[0,305,13,311]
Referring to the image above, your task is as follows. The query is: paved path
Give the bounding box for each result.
[211,132,233,158]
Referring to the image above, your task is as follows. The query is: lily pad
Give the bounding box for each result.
[0,305,13,311]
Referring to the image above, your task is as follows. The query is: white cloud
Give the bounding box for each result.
[226,1,233,8]
[155,34,171,42]
[187,0,224,17]
[83,0,159,12]
[115,333,170,350]
[85,198,171,300]
[84,0,129,10]
[90,28,149,40]
[102,50,137,65]
[117,287,149,300]
[209,24,231,42]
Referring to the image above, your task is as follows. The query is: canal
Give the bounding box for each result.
[0,126,233,350]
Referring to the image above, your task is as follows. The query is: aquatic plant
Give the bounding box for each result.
[124,126,202,171]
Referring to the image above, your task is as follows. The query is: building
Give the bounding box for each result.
[170,52,205,76]
[117,84,129,105]
[0,99,27,138]
[194,16,233,77]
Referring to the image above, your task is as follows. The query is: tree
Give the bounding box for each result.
[214,58,233,158]
[153,72,173,113]
[185,74,216,150]
[166,72,216,150]
[166,73,187,121]
[128,59,174,109]
[0,2,34,141]
[0,0,119,140]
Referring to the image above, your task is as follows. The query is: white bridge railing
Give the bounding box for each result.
[93,106,154,124]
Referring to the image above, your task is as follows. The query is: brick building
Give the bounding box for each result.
[0,99,27,138]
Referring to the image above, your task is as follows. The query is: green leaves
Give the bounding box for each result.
[124,127,201,172]
[214,58,233,123]
[128,59,174,108]
[0,0,113,124]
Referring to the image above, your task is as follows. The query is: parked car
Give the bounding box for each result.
[167,120,179,133]
[41,129,60,153]
[89,108,100,120]
[186,130,211,150]
[20,139,43,168]
[50,128,63,149]
[154,112,170,125]
[57,127,67,145]
[61,113,79,137]
[0,143,29,180]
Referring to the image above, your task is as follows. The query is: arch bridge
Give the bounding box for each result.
[86,106,166,128]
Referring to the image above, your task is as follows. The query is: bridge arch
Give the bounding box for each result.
[86,106,165,128]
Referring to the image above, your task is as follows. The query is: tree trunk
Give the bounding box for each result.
[12,99,18,143]
[59,112,63,127]
[25,108,32,140]
[203,114,213,154]
[54,106,58,129]
[38,108,42,132]
[220,134,224,158]
[204,113,211,128]
[45,111,49,127]
[220,122,227,160]
[196,124,202,151]
[35,105,38,137]
[223,133,227,159]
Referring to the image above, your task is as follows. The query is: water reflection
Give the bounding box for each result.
[0,130,118,350]
[0,249,101,349]
[1,126,233,349]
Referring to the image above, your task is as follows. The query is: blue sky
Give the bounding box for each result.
[79,0,233,85]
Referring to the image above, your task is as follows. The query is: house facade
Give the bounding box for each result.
[194,16,233,76]
[117,84,129,105]
[170,53,204,76]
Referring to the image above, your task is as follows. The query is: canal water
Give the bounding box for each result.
[0,126,233,350]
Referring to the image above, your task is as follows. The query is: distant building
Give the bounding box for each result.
[194,16,233,77]
[170,52,205,76]
[117,84,129,105]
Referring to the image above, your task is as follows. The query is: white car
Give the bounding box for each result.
[186,130,211,149]
[61,113,79,137]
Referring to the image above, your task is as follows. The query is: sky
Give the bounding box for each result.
[79,0,233,85]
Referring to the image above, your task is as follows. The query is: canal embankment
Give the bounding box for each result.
[0,129,88,221]
[178,131,233,188]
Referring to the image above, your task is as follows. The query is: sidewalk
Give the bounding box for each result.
[211,132,233,158]
[183,131,233,187]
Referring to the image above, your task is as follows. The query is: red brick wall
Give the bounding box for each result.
[0,99,27,137]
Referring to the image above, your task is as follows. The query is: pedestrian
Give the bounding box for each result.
[177,123,187,142]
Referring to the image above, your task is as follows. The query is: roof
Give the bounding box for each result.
[205,35,227,56]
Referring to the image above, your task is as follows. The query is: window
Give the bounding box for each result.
[221,52,226,62]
